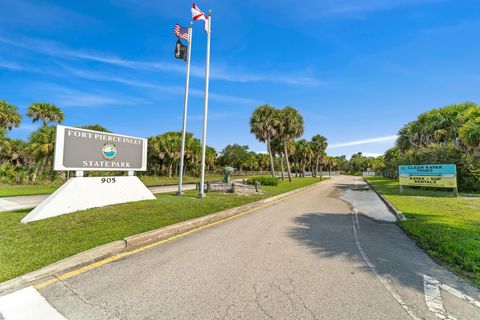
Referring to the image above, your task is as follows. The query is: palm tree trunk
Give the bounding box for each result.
[267,139,275,177]
[283,140,292,182]
[280,158,285,180]
[292,157,298,177]
[315,157,320,178]
[168,163,173,177]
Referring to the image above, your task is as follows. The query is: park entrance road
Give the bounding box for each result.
[7,176,480,319]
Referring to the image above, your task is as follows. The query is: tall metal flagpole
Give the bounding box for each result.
[177,23,193,196]
[199,11,212,198]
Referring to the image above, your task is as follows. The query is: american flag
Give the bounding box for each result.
[174,24,189,41]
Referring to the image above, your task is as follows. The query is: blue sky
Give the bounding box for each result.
[1,0,479,158]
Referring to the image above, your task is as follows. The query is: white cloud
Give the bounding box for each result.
[0,62,26,71]
[32,84,150,108]
[0,62,261,106]
[323,0,444,15]
[252,0,447,19]
[328,135,397,149]
[62,66,261,105]
[0,35,323,87]
[362,152,383,157]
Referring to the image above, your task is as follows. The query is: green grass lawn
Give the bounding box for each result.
[139,174,224,187]
[0,184,60,197]
[0,177,325,283]
[365,176,480,286]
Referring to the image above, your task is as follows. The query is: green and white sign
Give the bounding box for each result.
[398,164,457,188]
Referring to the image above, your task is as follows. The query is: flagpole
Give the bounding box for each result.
[199,11,211,198]
[177,23,193,196]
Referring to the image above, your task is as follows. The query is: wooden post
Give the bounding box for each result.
[453,187,458,197]
[400,184,404,193]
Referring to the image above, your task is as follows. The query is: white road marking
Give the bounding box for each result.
[0,286,66,320]
[423,275,480,319]
[351,207,422,320]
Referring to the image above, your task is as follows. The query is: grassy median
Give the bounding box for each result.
[0,177,324,283]
[365,176,480,286]
[0,174,265,197]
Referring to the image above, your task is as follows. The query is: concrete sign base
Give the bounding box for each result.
[21,176,156,223]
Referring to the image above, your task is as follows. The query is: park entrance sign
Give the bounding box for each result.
[21,126,155,224]
[54,125,147,171]
[398,164,458,195]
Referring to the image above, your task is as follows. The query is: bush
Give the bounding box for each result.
[245,176,279,186]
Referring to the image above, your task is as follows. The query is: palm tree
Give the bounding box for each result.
[249,105,280,177]
[278,106,304,182]
[460,117,480,154]
[1,139,27,167]
[311,134,328,177]
[295,139,312,177]
[270,139,285,180]
[27,102,64,127]
[0,100,22,131]
[28,126,56,182]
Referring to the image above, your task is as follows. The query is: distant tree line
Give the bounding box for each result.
[1,100,332,185]
[385,102,480,192]
[338,102,480,192]
[0,100,115,183]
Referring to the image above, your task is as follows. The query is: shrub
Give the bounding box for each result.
[245,176,279,186]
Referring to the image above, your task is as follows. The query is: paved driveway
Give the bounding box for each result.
[1,176,479,319]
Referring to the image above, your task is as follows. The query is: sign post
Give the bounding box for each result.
[177,23,193,196]
[398,164,458,196]
[199,11,212,198]
[21,126,154,223]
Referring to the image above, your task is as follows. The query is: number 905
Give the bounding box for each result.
[101,178,116,183]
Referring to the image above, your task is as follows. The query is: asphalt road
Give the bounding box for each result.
[5,176,480,319]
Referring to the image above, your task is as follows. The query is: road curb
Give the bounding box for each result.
[0,179,329,295]
[0,240,127,295]
[363,177,406,221]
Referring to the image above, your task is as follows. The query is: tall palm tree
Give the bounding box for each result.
[295,139,311,177]
[278,106,304,182]
[27,102,64,127]
[270,139,285,180]
[28,126,56,182]
[311,134,328,177]
[0,100,22,131]
[249,105,280,177]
